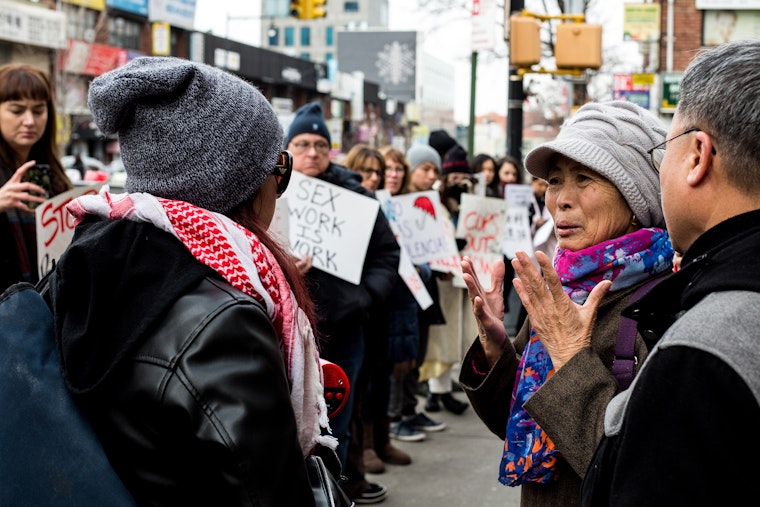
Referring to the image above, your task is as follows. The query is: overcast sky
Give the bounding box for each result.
[193,1,630,123]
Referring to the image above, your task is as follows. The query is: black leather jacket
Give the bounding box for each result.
[51,218,315,506]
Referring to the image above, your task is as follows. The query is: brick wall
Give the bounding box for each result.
[659,0,705,71]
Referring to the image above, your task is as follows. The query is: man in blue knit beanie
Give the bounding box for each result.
[286,103,399,504]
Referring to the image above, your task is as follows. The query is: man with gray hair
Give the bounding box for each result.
[582,39,760,504]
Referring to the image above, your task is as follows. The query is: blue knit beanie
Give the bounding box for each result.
[87,56,283,214]
[286,102,331,146]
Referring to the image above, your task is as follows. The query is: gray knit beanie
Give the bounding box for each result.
[406,144,441,172]
[524,100,667,228]
[88,56,283,213]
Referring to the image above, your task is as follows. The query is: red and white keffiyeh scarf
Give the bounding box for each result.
[67,189,336,456]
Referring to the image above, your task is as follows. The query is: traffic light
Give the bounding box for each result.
[555,23,602,69]
[307,0,327,19]
[290,0,327,19]
[509,15,541,67]
[290,0,305,19]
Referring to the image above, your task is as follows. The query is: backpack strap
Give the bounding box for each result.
[612,277,662,390]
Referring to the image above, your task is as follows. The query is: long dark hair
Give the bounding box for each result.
[226,194,318,339]
[0,63,70,195]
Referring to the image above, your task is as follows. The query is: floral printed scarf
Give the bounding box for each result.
[499,228,673,486]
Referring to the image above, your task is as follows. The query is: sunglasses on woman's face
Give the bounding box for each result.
[271,150,293,196]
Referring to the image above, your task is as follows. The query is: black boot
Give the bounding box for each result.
[441,393,468,415]
[424,393,441,412]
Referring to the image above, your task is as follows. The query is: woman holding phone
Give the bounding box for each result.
[0,63,71,292]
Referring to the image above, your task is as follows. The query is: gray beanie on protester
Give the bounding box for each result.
[87,56,283,213]
[406,144,441,172]
[524,100,668,229]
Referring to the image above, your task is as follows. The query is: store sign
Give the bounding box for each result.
[0,0,67,49]
[660,73,683,112]
[62,40,129,76]
[149,0,196,31]
[623,3,661,42]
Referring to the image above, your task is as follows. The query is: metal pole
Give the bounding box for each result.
[468,51,477,159]
[507,0,525,161]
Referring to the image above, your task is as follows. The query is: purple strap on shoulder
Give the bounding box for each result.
[612,278,662,390]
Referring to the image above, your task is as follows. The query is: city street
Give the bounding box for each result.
[365,391,521,507]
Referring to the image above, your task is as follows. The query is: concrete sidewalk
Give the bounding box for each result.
[365,391,521,507]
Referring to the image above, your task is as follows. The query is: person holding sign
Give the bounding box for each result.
[459,101,674,507]
[49,57,333,506]
[0,63,71,292]
[287,102,399,505]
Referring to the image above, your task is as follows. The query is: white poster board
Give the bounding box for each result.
[35,184,104,279]
[377,189,432,310]
[504,183,534,208]
[388,190,457,265]
[455,194,509,290]
[278,171,379,285]
[502,206,534,259]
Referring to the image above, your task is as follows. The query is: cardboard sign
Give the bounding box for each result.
[36,184,103,279]
[386,190,458,265]
[456,193,508,290]
[279,171,379,285]
[377,189,432,310]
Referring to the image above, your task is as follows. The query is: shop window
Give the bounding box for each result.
[63,4,98,42]
[300,52,311,60]
[108,17,141,50]
[344,1,359,13]
[301,27,311,46]
[285,27,295,47]
[326,26,334,46]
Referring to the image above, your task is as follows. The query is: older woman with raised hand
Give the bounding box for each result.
[459,101,675,507]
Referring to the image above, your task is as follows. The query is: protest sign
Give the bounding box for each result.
[377,189,432,310]
[280,171,378,285]
[429,214,463,281]
[504,183,533,208]
[36,184,103,279]
[502,205,534,259]
[387,190,457,265]
[456,194,508,290]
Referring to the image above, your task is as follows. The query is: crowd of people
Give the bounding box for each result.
[2,39,759,506]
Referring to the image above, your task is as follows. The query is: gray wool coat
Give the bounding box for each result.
[459,274,667,507]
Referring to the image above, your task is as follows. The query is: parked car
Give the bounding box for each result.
[61,155,108,184]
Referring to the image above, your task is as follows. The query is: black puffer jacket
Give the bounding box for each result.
[50,218,314,507]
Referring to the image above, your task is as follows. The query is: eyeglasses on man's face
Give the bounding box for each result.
[271,150,293,196]
[647,127,717,172]
[290,140,330,155]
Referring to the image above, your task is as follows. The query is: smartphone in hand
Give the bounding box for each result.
[25,164,50,209]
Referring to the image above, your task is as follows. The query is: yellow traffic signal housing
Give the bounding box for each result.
[306,0,327,19]
[555,23,602,69]
[290,0,307,19]
[509,15,542,67]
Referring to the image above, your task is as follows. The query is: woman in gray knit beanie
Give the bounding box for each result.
[50,57,340,506]
[459,100,675,507]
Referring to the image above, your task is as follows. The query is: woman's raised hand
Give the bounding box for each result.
[0,161,47,213]
[511,250,611,370]
[461,256,508,368]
